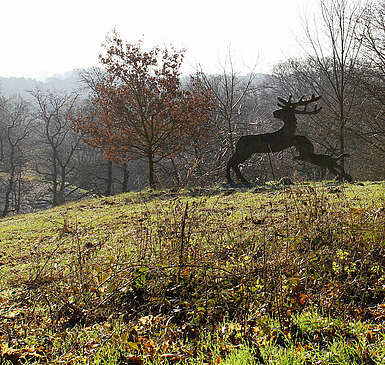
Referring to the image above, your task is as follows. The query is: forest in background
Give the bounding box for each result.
[0,0,384,217]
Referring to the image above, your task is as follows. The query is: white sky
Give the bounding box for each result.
[1,0,319,80]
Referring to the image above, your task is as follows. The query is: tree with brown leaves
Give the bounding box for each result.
[73,32,216,188]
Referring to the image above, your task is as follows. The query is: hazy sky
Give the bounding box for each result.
[2,0,319,80]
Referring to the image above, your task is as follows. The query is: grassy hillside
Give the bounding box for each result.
[0,182,384,364]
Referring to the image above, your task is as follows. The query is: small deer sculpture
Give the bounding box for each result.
[226,95,322,184]
[292,135,353,182]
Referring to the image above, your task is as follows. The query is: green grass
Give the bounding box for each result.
[0,181,384,364]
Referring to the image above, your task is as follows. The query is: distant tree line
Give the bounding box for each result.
[0,0,383,216]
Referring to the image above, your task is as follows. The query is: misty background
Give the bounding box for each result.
[0,0,384,217]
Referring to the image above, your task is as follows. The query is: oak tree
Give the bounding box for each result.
[73,32,216,188]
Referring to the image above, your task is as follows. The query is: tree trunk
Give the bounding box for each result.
[170,157,181,186]
[227,118,235,154]
[148,154,155,189]
[2,148,15,217]
[339,113,346,170]
[52,150,59,206]
[56,165,66,205]
[2,173,15,217]
[122,162,129,192]
[105,160,113,195]
[16,172,22,213]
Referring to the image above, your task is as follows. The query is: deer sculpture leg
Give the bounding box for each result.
[338,170,353,183]
[326,165,352,182]
[292,136,353,182]
[329,166,344,181]
[226,151,253,185]
[329,155,353,182]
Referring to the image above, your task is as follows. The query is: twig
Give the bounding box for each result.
[178,201,189,281]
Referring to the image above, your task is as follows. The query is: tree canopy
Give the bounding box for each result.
[73,32,216,188]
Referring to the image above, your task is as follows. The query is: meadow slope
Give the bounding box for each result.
[0,182,384,364]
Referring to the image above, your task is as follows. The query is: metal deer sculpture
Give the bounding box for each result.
[292,135,353,182]
[226,95,322,184]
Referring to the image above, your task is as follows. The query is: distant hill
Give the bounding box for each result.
[0,71,82,99]
[1,70,271,100]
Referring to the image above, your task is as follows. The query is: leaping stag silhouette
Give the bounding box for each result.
[226,94,322,185]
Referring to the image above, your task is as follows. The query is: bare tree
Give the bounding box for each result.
[361,0,385,76]
[351,1,385,154]
[0,96,31,216]
[301,0,366,168]
[30,89,84,206]
[197,53,257,154]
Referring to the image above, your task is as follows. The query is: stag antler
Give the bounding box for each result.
[277,95,293,107]
[277,94,322,114]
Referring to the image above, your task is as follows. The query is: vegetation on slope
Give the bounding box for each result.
[0,182,384,364]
